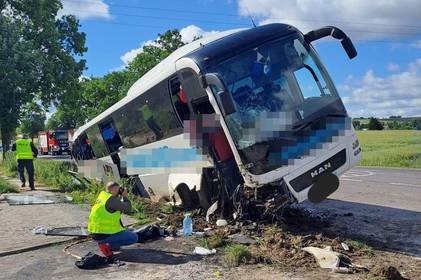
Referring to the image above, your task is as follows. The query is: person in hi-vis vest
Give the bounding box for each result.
[88,181,138,257]
[11,134,38,190]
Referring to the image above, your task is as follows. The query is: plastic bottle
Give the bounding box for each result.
[182,213,193,236]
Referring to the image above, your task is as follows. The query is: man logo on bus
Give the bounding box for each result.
[310,162,332,178]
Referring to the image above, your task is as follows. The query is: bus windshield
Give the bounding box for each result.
[206,34,348,174]
[53,131,68,140]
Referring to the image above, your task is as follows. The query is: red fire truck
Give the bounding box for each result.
[38,130,73,155]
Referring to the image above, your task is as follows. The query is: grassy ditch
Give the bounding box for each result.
[1,151,78,191]
[0,177,19,193]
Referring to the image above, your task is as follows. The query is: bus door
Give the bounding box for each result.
[99,119,123,174]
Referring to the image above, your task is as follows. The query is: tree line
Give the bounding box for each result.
[352,117,421,130]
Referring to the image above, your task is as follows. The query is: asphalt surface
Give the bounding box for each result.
[0,166,420,279]
[335,166,421,212]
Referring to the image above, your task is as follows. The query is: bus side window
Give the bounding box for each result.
[86,125,108,158]
[72,133,95,160]
[169,77,190,123]
[99,120,123,154]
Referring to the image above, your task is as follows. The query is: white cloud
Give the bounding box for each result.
[341,58,421,117]
[59,0,111,19]
[120,40,157,65]
[179,25,219,43]
[386,63,400,72]
[119,25,219,66]
[238,0,421,40]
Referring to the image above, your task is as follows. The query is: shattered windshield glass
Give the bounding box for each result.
[207,34,347,174]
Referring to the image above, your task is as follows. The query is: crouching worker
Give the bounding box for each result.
[88,181,138,257]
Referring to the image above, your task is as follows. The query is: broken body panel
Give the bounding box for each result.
[72,24,361,217]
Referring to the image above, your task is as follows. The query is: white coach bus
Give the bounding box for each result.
[72,23,361,215]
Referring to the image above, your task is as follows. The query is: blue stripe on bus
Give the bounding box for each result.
[124,147,205,168]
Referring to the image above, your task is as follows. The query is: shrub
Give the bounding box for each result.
[223,244,252,267]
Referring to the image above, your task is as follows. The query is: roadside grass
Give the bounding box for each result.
[1,152,18,177]
[1,151,79,191]
[222,244,252,267]
[34,160,79,191]
[347,239,375,257]
[356,130,421,168]
[0,177,19,193]
[196,233,229,249]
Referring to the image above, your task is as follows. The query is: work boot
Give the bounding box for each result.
[98,243,113,257]
[20,183,26,189]
[30,187,36,191]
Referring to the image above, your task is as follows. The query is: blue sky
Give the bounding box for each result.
[61,0,421,117]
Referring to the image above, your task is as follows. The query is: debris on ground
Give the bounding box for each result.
[32,225,51,235]
[33,225,89,237]
[216,219,228,227]
[372,265,409,280]
[46,226,89,237]
[228,233,256,245]
[127,199,414,277]
[341,242,350,251]
[302,246,340,269]
[194,247,216,255]
[75,252,124,270]
[4,193,71,205]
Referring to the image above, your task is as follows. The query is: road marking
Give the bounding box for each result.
[389,182,420,188]
[342,170,375,178]
[340,178,362,182]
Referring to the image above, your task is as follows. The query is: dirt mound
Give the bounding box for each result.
[372,266,409,280]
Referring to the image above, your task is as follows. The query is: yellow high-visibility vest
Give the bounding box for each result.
[88,191,125,234]
[15,139,34,160]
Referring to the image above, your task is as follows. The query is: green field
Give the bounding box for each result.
[356,130,421,168]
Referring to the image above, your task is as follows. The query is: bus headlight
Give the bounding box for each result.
[352,139,359,150]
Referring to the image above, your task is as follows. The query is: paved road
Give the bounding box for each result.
[335,166,421,212]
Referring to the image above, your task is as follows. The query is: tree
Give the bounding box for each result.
[352,120,361,130]
[19,103,46,141]
[127,30,185,87]
[0,0,86,156]
[368,117,384,130]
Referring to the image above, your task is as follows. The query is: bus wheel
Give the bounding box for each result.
[176,184,197,211]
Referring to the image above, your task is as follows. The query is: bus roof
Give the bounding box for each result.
[73,28,242,140]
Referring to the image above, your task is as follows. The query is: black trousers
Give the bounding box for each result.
[17,159,34,189]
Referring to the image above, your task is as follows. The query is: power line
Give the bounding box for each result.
[64,8,251,27]
[64,0,421,30]
[62,8,421,37]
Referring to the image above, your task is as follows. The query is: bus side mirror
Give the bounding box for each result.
[201,73,236,116]
[304,26,357,59]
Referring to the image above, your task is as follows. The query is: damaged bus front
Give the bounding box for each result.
[179,23,361,216]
